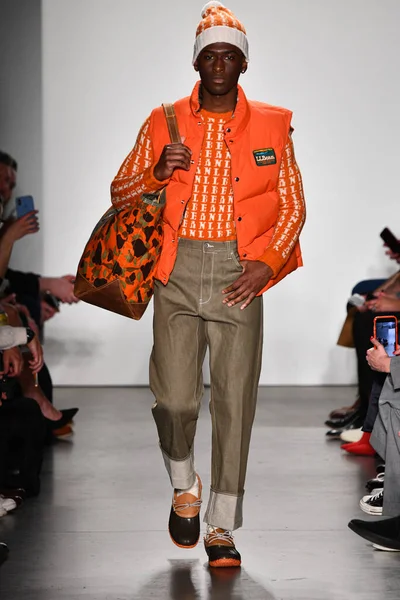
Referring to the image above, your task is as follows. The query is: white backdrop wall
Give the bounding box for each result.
[0,0,43,274]
[4,0,400,385]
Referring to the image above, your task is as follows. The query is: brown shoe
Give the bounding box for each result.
[168,475,202,549]
[204,527,241,568]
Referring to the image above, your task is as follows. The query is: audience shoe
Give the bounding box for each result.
[0,506,7,518]
[168,475,202,548]
[48,408,79,430]
[348,515,400,551]
[376,464,386,475]
[366,473,384,493]
[325,410,361,430]
[341,432,376,456]
[325,428,344,440]
[204,526,241,568]
[0,542,9,565]
[0,487,26,500]
[329,398,361,419]
[53,424,74,439]
[340,428,363,443]
[360,489,384,515]
[0,495,18,512]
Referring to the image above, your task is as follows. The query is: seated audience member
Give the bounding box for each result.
[0,151,78,436]
[348,339,400,551]
[326,239,400,440]
[0,320,45,506]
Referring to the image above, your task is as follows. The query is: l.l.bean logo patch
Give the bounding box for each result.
[253,148,276,166]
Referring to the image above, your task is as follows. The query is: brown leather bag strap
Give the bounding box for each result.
[162,103,181,144]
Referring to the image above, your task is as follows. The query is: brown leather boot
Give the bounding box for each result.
[168,475,202,548]
[204,527,241,568]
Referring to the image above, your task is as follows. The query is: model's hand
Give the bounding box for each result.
[27,336,44,374]
[153,143,192,181]
[1,346,23,377]
[2,211,39,242]
[366,292,400,313]
[366,338,394,372]
[222,260,273,310]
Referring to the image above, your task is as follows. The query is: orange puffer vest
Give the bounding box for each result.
[150,82,303,293]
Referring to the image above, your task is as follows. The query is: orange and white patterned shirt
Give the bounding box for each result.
[178,110,235,241]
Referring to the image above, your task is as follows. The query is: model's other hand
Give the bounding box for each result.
[222,260,273,310]
[154,143,192,181]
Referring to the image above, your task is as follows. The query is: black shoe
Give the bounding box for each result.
[168,475,202,548]
[348,516,400,550]
[47,408,79,430]
[360,490,384,515]
[366,474,384,493]
[325,410,361,429]
[0,542,9,566]
[376,464,386,475]
[204,528,241,568]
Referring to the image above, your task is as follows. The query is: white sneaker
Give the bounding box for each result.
[360,490,383,515]
[0,496,17,513]
[373,543,400,552]
[340,428,363,443]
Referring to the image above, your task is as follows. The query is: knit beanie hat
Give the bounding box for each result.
[192,1,249,65]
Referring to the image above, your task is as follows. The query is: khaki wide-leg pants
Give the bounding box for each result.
[150,238,263,530]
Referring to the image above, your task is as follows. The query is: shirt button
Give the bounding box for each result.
[235,177,239,182]
[190,160,194,164]
[229,140,233,143]
[243,253,247,258]
[237,217,242,222]
[181,200,185,204]
[226,128,231,133]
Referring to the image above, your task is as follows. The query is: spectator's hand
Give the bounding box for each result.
[0,293,16,305]
[366,338,392,373]
[384,245,400,264]
[366,292,400,313]
[27,336,44,374]
[40,300,57,323]
[41,275,78,304]
[1,346,23,377]
[222,260,273,309]
[153,143,192,181]
[1,211,39,242]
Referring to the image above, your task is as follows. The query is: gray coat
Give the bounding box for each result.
[371,357,400,515]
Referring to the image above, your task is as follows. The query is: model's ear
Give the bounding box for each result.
[193,60,199,72]
[241,61,248,75]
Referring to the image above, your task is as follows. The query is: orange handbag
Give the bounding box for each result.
[74,104,180,319]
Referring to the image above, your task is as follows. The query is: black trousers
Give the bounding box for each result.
[0,395,46,496]
[353,310,400,423]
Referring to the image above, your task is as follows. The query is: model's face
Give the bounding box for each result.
[0,164,16,204]
[194,43,247,97]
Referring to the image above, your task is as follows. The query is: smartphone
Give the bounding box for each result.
[15,195,35,218]
[43,291,60,312]
[380,228,400,254]
[373,315,398,357]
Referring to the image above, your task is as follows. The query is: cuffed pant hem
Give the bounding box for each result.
[160,445,196,490]
[203,488,244,531]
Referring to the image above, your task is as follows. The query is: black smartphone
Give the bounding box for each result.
[373,316,398,357]
[43,291,60,311]
[380,228,400,254]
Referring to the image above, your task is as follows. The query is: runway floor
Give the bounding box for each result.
[0,386,398,600]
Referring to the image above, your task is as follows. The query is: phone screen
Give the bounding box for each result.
[375,318,398,357]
